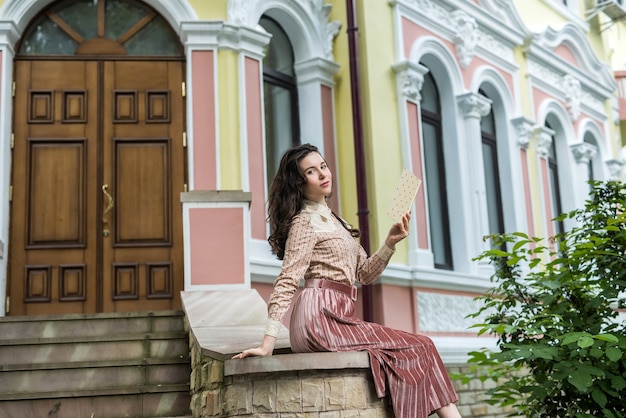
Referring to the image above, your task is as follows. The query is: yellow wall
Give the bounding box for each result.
[357,0,404,256]
[328,0,359,229]
[329,0,405,257]
[188,0,227,20]
[217,49,242,189]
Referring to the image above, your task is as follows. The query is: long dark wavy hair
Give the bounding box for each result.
[267,143,359,259]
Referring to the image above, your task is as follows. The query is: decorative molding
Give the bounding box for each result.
[563,74,582,121]
[393,0,520,66]
[393,60,429,102]
[475,27,513,62]
[606,159,624,180]
[511,116,535,150]
[294,56,340,86]
[524,22,616,104]
[457,92,491,119]
[0,21,19,53]
[527,59,607,122]
[533,125,554,159]
[417,291,490,333]
[451,10,477,69]
[570,142,597,164]
[226,0,341,61]
[316,0,342,60]
[226,0,251,25]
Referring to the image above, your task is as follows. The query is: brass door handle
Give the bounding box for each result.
[102,184,114,237]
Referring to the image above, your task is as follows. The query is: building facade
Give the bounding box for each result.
[0,0,624,363]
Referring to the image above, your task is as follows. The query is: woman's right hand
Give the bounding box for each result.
[231,335,276,359]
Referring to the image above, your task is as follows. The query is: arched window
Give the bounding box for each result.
[479,89,505,237]
[546,122,564,236]
[18,0,181,56]
[259,16,300,186]
[421,71,452,270]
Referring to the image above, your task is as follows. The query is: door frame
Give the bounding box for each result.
[0,0,198,316]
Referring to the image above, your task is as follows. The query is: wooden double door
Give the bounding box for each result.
[9,60,186,315]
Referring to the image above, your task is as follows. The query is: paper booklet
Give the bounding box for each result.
[386,168,422,222]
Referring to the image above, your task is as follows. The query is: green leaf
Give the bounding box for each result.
[591,387,607,408]
[578,335,595,348]
[611,375,626,391]
[602,409,616,418]
[606,346,622,362]
[594,333,619,343]
[567,370,593,392]
[562,332,586,346]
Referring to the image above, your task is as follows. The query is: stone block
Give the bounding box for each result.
[277,378,302,412]
[302,378,324,411]
[471,404,489,416]
[210,359,224,385]
[343,376,367,410]
[224,382,252,415]
[253,379,277,412]
[325,377,345,410]
[203,389,222,416]
[319,412,341,418]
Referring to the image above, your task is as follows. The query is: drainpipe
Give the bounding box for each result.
[346,0,373,322]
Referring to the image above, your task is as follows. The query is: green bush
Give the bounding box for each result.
[457,180,626,417]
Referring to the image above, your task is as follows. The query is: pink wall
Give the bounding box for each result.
[554,44,579,67]
[520,149,535,239]
[373,284,415,333]
[407,102,429,250]
[540,158,555,241]
[245,57,267,240]
[189,207,245,285]
[401,17,515,95]
[321,85,339,212]
[192,50,217,190]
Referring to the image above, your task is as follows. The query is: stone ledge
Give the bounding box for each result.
[225,351,370,376]
[181,290,290,361]
[180,190,252,203]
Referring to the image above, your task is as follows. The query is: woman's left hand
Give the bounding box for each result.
[385,211,410,250]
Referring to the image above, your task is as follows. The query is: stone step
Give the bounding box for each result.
[0,361,190,396]
[0,332,189,367]
[0,310,191,417]
[0,390,191,418]
[0,310,185,341]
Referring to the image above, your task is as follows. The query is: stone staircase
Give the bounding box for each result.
[0,310,191,418]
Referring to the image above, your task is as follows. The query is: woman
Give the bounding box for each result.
[233,144,461,418]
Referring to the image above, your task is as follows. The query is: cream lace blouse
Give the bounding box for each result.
[264,200,395,337]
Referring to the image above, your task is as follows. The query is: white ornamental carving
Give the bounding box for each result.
[570,142,597,164]
[452,11,477,69]
[417,292,491,333]
[403,70,424,102]
[563,74,582,121]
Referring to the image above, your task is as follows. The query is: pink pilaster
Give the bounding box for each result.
[191,50,217,190]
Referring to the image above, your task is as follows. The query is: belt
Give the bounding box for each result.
[304,278,357,301]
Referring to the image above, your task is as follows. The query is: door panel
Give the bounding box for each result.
[9,60,185,315]
[101,61,184,312]
[11,60,99,315]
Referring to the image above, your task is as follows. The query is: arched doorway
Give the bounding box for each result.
[9,0,186,315]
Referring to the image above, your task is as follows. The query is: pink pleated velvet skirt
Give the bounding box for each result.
[289,282,458,418]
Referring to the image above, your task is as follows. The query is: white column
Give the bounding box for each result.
[393,60,433,267]
[457,92,491,275]
[0,22,18,317]
[570,142,597,208]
